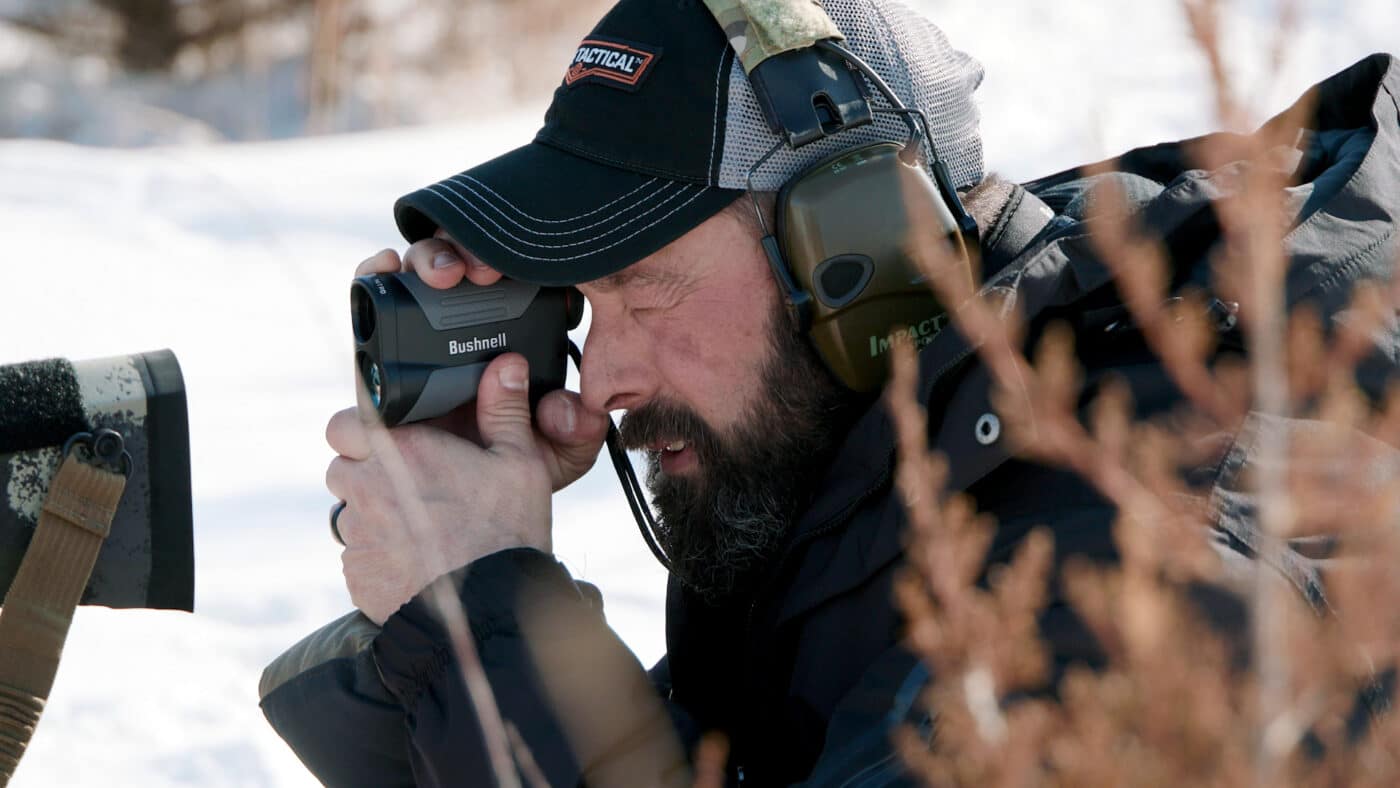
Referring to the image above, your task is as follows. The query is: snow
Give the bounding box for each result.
[1,2,1395,785]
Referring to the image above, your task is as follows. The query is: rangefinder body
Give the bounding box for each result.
[0,351,193,611]
[352,273,582,427]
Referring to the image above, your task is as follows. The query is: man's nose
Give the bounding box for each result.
[578,320,655,415]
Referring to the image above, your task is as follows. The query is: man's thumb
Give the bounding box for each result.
[536,390,609,490]
[476,354,533,453]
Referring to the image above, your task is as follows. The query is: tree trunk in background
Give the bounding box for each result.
[308,0,343,133]
[0,0,617,141]
[96,0,182,72]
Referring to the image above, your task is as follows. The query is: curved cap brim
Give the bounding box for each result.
[394,140,743,287]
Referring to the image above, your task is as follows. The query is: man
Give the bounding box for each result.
[259,0,1400,784]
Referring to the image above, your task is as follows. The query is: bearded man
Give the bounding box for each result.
[259,0,1400,784]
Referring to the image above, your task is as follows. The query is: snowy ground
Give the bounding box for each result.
[1,2,1395,785]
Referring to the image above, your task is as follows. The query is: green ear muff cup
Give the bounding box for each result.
[778,142,972,392]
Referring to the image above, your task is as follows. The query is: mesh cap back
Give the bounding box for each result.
[718,0,985,191]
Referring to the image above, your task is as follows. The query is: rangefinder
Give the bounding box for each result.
[351,273,583,427]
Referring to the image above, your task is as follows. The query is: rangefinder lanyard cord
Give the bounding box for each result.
[567,342,674,573]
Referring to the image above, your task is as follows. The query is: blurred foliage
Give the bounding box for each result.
[4,0,312,73]
[0,0,613,140]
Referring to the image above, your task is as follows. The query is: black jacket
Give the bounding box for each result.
[260,54,1400,787]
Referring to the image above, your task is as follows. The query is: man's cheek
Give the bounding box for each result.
[649,320,703,365]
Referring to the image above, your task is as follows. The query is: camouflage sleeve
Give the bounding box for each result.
[701,0,845,73]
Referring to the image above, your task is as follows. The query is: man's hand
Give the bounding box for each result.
[353,240,609,492]
[327,240,609,625]
[327,353,553,625]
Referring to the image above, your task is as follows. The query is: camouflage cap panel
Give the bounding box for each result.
[702,0,845,73]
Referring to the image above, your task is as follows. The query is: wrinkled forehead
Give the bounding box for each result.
[585,262,691,295]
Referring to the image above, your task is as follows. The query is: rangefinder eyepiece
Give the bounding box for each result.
[351,273,583,427]
[351,285,377,344]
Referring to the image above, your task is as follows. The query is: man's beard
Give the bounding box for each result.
[619,304,859,603]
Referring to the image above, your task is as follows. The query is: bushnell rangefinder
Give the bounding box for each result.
[351,273,583,427]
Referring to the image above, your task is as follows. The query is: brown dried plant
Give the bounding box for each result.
[890,1,1400,785]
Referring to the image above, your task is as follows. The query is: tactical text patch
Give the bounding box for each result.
[564,37,662,92]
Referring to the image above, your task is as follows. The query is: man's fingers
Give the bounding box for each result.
[402,233,505,289]
[403,237,469,290]
[354,248,402,278]
[325,454,359,503]
[326,407,372,459]
[331,504,362,547]
[324,459,387,546]
[462,259,505,286]
[476,354,534,454]
[354,231,503,299]
[433,229,504,287]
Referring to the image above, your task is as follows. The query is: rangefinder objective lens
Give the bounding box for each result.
[367,363,382,409]
[356,351,383,411]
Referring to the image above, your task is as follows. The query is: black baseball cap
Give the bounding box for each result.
[394,0,742,286]
[393,0,986,287]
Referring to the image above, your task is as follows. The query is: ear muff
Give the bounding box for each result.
[767,141,975,393]
[700,3,979,392]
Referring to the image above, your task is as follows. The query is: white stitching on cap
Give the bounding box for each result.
[446,176,675,237]
[451,174,660,223]
[422,183,710,262]
[707,43,729,186]
[429,180,697,250]
[433,180,691,248]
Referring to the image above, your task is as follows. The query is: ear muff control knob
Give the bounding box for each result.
[813,254,875,309]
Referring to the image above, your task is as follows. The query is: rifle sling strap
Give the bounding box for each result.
[0,453,125,783]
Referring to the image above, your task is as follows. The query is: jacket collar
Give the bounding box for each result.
[771,185,1057,624]
[662,186,1058,630]
[789,182,1057,539]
